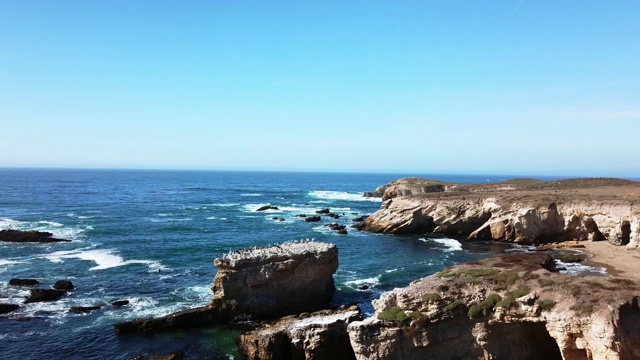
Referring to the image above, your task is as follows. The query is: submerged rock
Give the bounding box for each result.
[304,216,322,222]
[9,278,40,286]
[0,303,20,315]
[24,289,66,303]
[239,305,362,360]
[256,205,279,212]
[53,280,74,291]
[69,306,101,314]
[316,208,330,214]
[114,306,217,335]
[0,230,70,243]
[112,300,129,307]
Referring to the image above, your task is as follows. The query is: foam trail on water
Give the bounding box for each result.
[43,249,168,271]
[308,191,381,202]
[420,237,463,252]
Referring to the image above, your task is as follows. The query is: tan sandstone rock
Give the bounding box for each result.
[347,252,640,360]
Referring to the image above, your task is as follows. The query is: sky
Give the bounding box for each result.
[0,1,639,176]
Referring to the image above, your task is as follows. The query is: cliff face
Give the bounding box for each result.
[211,240,339,319]
[364,178,640,247]
[239,305,362,360]
[347,252,640,360]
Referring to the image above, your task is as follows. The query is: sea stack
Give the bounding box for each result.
[211,240,339,320]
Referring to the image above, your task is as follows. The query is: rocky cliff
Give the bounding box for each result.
[348,252,640,360]
[239,305,362,360]
[364,178,640,247]
[115,240,339,334]
[211,240,339,320]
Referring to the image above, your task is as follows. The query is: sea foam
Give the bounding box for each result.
[421,237,463,252]
[308,190,382,202]
[43,249,167,271]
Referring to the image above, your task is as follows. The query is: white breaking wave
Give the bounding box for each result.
[556,260,607,275]
[421,237,463,252]
[0,217,85,241]
[0,259,23,266]
[43,249,168,271]
[345,275,381,288]
[241,193,262,197]
[308,190,381,202]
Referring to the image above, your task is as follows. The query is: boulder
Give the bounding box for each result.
[337,229,348,235]
[69,306,101,314]
[0,303,20,315]
[24,289,66,303]
[114,306,217,335]
[239,305,362,360]
[211,240,338,320]
[316,209,330,214]
[326,213,341,219]
[296,214,307,218]
[353,215,368,222]
[0,229,70,243]
[112,300,129,307]
[304,216,322,222]
[9,278,39,286]
[54,280,74,291]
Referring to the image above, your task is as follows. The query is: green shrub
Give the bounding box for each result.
[496,286,530,309]
[537,299,556,311]
[422,293,441,303]
[484,293,502,307]
[444,300,464,312]
[409,311,422,320]
[496,297,516,309]
[538,278,555,287]
[437,269,456,278]
[468,304,483,318]
[511,285,531,298]
[377,306,409,322]
[463,268,500,278]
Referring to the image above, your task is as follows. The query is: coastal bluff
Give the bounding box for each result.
[363,177,640,247]
[114,240,339,334]
[348,252,640,360]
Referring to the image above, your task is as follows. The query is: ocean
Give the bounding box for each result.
[0,169,543,359]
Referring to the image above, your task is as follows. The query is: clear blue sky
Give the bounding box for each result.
[1,1,638,176]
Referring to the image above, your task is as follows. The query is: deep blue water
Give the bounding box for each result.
[0,169,545,359]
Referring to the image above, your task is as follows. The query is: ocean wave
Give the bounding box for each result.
[210,203,240,207]
[308,191,382,202]
[148,217,193,223]
[0,217,85,241]
[43,249,168,272]
[344,275,381,289]
[241,193,262,197]
[420,237,463,252]
[0,259,23,266]
[556,260,607,275]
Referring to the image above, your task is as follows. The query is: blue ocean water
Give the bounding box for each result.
[0,169,535,359]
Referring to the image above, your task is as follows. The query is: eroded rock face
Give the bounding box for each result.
[239,305,362,360]
[211,241,338,320]
[348,253,640,360]
[364,178,640,246]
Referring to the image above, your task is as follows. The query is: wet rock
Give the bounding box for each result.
[357,285,369,290]
[351,222,366,231]
[0,303,20,315]
[114,306,218,335]
[69,306,101,314]
[326,213,341,219]
[337,229,348,235]
[54,280,74,291]
[0,229,70,243]
[9,278,40,286]
[24,289,66,303]
[256,205,279,212]
[353,215,368,222]
[296,214,307,218]
[316,208,330,214]
[304,216,322,222]
[326,223,346,231]
[112,300,130,307]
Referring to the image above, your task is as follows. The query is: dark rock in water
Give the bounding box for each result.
[114,306,218,335]
[24,289,66,303]
[149,351,185,360]
[337,229,348,235]
[272,217,279,220]
[353,215,369,222]
[296,214,307,218]
[357,285,369,290]
[54,280,74,291]
[69,306,101,314]
[256,205,278,212]
[316,208,330,214]
[0,229,70,243]
[363,192,375,197]
[9,278,40,286]
[351,222,366,231]
[112,300,129,307]
[327,213,341,219]
[326,223,346,231]
[0,303,20,315]
[304,216,322,222]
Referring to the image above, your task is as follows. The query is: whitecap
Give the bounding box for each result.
[211,203,240,207]
[308,191,381,202]
[241,193,262,197]
[0,217,85,241]
[43,249,167,271]
[345,276,381,288]
[421,237,463,252]
[0,259,23,266]
[37,221,64,227]
[556,260,607,275]
[206,216,217,220]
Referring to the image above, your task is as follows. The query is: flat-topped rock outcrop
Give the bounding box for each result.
[211,240,338,320]
[348,252,640,360]
[115,240,339,334]
[0,230,70,243]
[364,177,640,247]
